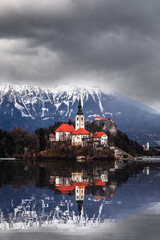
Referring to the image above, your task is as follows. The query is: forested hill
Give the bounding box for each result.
[0,122,158,158]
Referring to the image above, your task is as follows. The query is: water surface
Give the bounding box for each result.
[0,159,160,239]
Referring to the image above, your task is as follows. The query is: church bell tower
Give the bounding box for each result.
[75,97,85,130]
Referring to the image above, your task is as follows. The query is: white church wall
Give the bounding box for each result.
[55,132,72,141]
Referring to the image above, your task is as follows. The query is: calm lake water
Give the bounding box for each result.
[0,159,160,240]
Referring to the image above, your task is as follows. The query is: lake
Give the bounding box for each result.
[0,159,160,240]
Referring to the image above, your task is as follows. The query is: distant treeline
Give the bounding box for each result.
[86,121,145,156]
[0,128,38,158]
[0,122,63,158]
[0,121,157,158]
[111,130,144,156]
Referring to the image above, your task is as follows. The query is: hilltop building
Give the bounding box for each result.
[95,116,114,123]
[94,116,117,135]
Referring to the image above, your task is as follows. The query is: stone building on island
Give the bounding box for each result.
[49,133,55,142]
[93,132,108,147]
[52,97,110,147]
[55,123,75,141]
[71,128,90,146]
[71,98,90,146]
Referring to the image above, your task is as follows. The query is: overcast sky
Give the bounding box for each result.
[0,0,160,108]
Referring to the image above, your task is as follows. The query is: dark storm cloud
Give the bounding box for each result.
[0,0,160,106]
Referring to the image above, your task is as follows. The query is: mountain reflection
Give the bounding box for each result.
[0,159,160,231]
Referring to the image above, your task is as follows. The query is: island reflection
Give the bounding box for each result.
[0,159,159,231]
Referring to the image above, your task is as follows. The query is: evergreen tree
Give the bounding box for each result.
[35,128,46,151]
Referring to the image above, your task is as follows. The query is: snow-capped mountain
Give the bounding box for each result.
[0,83,115,120]
[0,83,160,145]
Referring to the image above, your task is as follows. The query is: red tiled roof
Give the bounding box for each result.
[55,185,75,194]
[94,196,109,200]
[93,179,106,186]
[101,118,109,120]
[49,133,55,138]
[95,116,114,122]
[55,124,75,133]
[71,182,89,187]
[93,132,106,138]
[72,128,89,135]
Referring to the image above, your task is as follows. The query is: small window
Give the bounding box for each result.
[77,117,79,121]
[77,196,79,200]
[81,117,83,120]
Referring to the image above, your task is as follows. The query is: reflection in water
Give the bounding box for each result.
[0,159,160,231]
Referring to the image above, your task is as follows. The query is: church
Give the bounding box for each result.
[71,98,90,146]
[54,97,108,147]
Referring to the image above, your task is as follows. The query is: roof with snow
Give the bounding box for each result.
[93,132,107,138]
[55,124,75,133]
[72,128,90,135]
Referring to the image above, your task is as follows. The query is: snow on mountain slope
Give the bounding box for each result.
[0,83,115,120]
[0,83,160,145]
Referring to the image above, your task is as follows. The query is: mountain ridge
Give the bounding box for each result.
[0,83,160,146]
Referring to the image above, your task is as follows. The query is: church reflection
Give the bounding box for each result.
[0,158,145,194]
[47,161,131,216]
[43,160,153,216]
[0,158,159,231]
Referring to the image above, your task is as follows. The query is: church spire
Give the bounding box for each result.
[77,200,83,216]
[77,96,83,115]
[75,95,85,130]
